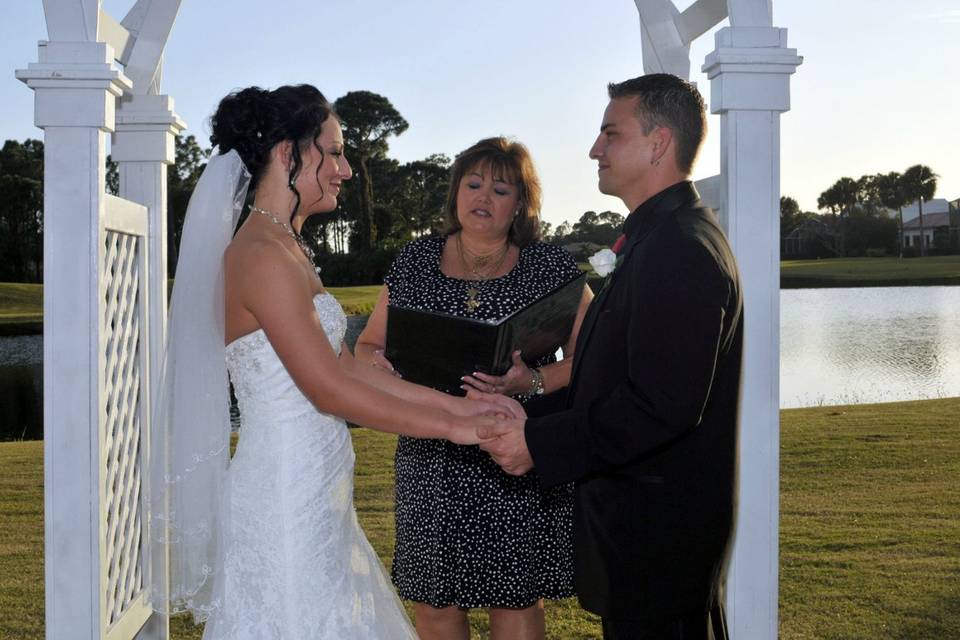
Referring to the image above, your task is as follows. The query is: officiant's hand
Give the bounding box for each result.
[477,419,533,476]
[461,350,532,396]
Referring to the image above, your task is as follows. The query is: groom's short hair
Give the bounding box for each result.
[608,74,706,174]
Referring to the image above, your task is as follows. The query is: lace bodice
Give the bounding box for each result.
[226,293,346,416]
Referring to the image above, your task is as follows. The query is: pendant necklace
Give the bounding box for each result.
[457,233,510,313]
[250,205,318,268]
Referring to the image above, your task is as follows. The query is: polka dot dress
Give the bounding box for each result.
[384,235,581,608]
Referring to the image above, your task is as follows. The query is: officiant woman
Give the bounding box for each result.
[355,136,592,640]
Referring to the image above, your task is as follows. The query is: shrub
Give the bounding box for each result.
[316,247,401,286]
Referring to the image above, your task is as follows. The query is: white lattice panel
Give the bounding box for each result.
[101,197,152,639]
[103,230,144,623]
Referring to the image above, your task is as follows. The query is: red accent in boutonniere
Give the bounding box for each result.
[611,233,626,255]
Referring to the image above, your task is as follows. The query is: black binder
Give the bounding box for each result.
[385,273,586,394]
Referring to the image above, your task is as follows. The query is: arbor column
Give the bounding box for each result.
[16,40,132,638]
[702,25,801,639]
[113,94,185,381]
[111,93,184,640]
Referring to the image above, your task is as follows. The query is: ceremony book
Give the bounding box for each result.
[385,273,586,394]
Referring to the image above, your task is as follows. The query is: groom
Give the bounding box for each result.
[479,74,743,640]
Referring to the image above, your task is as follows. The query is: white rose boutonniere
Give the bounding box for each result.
[588,248,618,277]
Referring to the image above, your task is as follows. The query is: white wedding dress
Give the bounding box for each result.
[201,293,417,639]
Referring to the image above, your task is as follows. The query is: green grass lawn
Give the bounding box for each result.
[0,283,42,326]
[781,255,960,288]
[0,282,381,327]
[1,397,958,638]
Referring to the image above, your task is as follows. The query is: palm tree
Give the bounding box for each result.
[818,177,858,256]
[902,165,938,256]
[873,171,910,258]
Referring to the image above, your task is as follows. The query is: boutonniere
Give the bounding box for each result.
[589,234,627,295]
[588,248,618,277]
[588,233,627,278]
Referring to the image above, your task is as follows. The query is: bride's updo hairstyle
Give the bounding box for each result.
[210,84,335,220]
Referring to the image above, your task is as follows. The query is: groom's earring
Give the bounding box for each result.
[288,175,296,190]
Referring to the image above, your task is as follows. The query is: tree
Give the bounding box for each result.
[572,210,601,238]
[397,154,451,237]
[539,220,553,240]
[598,210,626,229]
[817,177,858,255]
[902,164,938,257]
[167,135,210,276]
[106,155,119,195]
[780,195,801,236]
[333,91,409,251]
[0,140,44,282]
[872,172,910,258]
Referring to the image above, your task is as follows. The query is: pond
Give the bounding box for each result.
[780,286,960,408]
[3,286,959,438]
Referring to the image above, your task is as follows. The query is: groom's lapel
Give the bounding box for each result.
[566,187,696,402]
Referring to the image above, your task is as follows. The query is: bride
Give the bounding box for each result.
[150,84,506,639]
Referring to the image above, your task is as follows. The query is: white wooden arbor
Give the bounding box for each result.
[17,1,183,638]
[17,1,798,638]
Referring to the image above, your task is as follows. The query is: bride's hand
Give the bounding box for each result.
[465,390,527,420]
[369,349,400,377]
[447,414,511,446]
[446,394,525,419]
[461,350,532,396]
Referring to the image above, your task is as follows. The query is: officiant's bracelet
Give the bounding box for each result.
[529,368,545,396]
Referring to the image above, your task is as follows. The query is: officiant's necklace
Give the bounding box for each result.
[250,205,317,264]
[457,233,510,313]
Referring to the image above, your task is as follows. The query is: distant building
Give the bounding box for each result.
[901,198,960,251]
[782,217,840,258]
[899,198,950,220]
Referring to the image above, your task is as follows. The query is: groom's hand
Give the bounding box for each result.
[478,418,533,476]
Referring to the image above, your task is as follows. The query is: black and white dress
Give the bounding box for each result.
[384,235,581,608]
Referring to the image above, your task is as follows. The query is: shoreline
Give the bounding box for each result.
[3,273,959,336]
[781,277,960,289]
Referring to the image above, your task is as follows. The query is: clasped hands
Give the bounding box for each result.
[372,347,534,475]
[460,390,534,476]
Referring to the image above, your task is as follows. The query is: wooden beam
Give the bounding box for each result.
[677,0,727,44]
[99,9,134,63]
[42,0,101,42]
[121,0,183,94]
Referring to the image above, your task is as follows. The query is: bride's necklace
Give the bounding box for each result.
[250,205,317,265]
[457,233,510,313]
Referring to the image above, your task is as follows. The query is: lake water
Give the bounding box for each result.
[3,287,959,437]
[780,286,960,408]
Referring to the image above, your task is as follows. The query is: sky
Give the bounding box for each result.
[1,0,958,228]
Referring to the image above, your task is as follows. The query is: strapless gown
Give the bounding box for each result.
[202,293,416,639]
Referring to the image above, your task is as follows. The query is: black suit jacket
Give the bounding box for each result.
[525,181,743,620]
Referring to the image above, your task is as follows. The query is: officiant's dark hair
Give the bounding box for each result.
[210,84,336,223]
[607,74,706,174]
[443,137,542,247]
